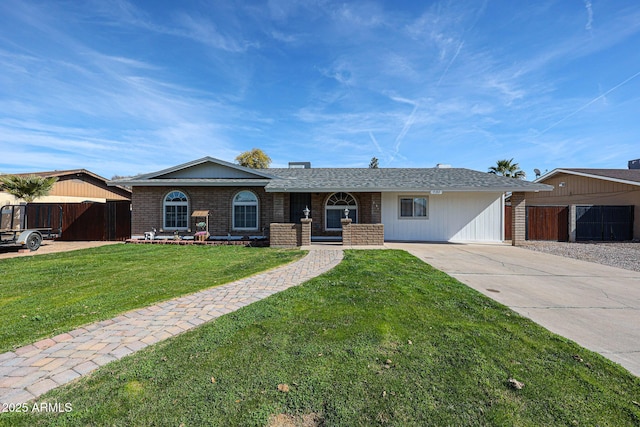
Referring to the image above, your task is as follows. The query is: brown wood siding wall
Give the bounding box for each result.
[48,176,130,200]
[525,173,640,240]
[527,174,639,202]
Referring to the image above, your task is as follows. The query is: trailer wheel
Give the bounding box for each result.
[25,233,42,251]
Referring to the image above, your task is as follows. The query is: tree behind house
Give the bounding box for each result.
[488,159,526,179]
[235,148,272,169]
[0,175,58,203]
[369,157,379,168]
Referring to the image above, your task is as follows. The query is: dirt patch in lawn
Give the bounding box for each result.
[267,412,324,427]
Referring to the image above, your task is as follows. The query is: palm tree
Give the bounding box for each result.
[0,174,58,203]
[488,159,526,179]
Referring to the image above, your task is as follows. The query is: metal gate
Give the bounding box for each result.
[576,205,634,241]
[290,193,311,224]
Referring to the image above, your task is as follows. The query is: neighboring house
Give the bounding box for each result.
[111,157,551,245]
[525,167,640,241]
[0,169,131,206]
[0,170,132,241]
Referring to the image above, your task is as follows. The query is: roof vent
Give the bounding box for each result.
[289,162,311,169]
[629,159,640,169]
[436,163,452,168]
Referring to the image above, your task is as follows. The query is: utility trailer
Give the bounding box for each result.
[0,204,62,251]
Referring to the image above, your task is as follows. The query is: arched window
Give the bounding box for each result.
[164,190,188,230]
[325,192,357,230]
[233,190,259,230]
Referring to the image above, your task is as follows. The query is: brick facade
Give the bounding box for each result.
[307,192,382,238]
[131,187,384,244]
[132,186,273,237]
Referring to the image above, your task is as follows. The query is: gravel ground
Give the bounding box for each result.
[521,241,640,272]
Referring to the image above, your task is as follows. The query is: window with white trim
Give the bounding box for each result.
[325,192,357,230]
[164,190,189,230]
[233,190,259,230]
[399,196,428,219]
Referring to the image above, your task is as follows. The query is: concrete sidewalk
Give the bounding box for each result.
[386,242,640,377]
[0,249,343,406]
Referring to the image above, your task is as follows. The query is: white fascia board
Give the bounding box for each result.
[265,186,552,193]
[539,169,640,187]
[131,157,278,180]
[110,179,271,187]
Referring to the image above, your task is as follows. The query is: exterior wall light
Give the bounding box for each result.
[303,206,310,219]
[344,208,350,218]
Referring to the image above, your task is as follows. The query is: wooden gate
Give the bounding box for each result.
[27,201,130,241]
[526,206,569,241]
[576,205,634,241]
[504,205,512,241]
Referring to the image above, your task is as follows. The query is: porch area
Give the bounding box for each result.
[269,218,385,247]
[268,191,384,247]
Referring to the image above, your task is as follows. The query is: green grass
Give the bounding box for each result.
[3,250,640,426]
[0,244,304,353]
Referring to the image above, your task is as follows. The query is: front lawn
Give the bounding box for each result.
[0,244,304,353]
[4,250,639,426]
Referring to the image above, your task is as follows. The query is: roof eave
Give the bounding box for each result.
[133,157,279,180]
[265,185,554,193]
[537,168,640,187]
[108,179,272,187]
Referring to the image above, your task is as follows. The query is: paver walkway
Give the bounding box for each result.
[0,249,343,406]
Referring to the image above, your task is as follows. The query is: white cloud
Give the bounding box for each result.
[584,0,594,31]
[175,13,257,52]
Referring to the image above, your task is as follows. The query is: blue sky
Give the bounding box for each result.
[1,0,639,179]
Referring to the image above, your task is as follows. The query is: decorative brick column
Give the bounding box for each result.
[300,218,312,246]
[568,204,577,242]
[273,193,285,223]
[511,192,526,246]
[341,218,352,246]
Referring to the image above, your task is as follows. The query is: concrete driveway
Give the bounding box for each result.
[386,242,640,377]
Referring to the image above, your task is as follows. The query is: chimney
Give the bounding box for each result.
[288,162,311,169]
[628,159,640,169]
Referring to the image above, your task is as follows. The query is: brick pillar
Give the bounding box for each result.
[569,204,577,242]
[341,218,352,246]
[300,218,312,246]
[273,193,285,223]
[511,192,526,246]
[371,193,382,223]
